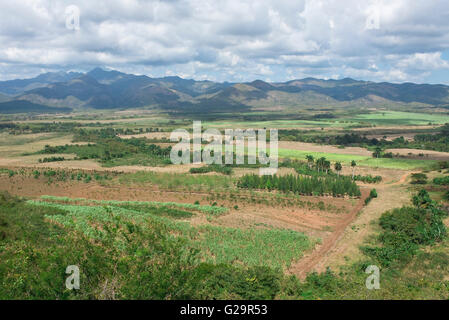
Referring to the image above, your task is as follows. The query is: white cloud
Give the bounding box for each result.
[0,0,448,83]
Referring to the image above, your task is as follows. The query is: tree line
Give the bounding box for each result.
[237,174,361,197]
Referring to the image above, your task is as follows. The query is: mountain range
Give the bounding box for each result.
[0,67,449,114]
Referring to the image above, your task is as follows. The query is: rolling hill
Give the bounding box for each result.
[0,100,72,114]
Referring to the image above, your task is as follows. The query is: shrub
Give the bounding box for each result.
[411,173,428,185]
[179,264,281,299]
[189,165,233,175]
[444,190,449,201]
[353,175,382,183]
[361,190,447,267]
[433,176,449,186]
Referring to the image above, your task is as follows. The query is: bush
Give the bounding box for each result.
[361,190,447,267]
[411,173,428,185]
[39,156,65,163]
[433,176,449,186]
[179,264,281,299]
[189,165,233,175]
[353,175,382,183]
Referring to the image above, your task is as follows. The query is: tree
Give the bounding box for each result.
[351,160,357,180]
[324,160,331,174]
[334,162,342,176]
[372,146,382,158]
[316,157,327,173]
[306,155,314,169]
[441,123,449,137]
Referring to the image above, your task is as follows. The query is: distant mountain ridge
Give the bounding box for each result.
[1,68,449,114]
[0,71,83,96]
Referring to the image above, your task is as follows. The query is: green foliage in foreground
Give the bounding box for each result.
[237,174,361,197]
[361,190,447,268]
[1,193,312,299]
[29,197,310,269]
[1,190,448,300]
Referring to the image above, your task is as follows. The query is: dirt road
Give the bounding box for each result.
[288,172,413,279]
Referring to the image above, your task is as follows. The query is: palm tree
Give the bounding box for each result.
[324,160,331,174]
[334,162,342,176]
[306,155,314,169]
[351,160,357,180]
[316,157,326,173]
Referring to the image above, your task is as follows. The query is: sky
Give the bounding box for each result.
[1,0,449,84]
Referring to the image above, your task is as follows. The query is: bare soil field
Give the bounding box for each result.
[385,148,449,161]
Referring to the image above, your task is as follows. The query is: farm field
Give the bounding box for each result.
[0,109,448,300]
[348,111,449,126]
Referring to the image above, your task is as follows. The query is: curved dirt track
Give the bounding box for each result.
[288,188,369,279]
[288,171,413,279]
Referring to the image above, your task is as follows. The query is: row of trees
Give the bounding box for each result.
[305,155,357,179]
[281,123,449,153]
[237,174,361,197]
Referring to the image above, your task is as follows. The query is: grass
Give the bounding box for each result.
[348,111,449,126]
[204,119,356,129]
[118,171,235,191]
[0,132,61,146]
[102,153,171,167]
[278,148,437,170]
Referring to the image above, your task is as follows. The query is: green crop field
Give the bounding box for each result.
[28,197,313,269]
[348,111,449,126]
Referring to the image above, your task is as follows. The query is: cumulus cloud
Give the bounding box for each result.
[0,0,448,83]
